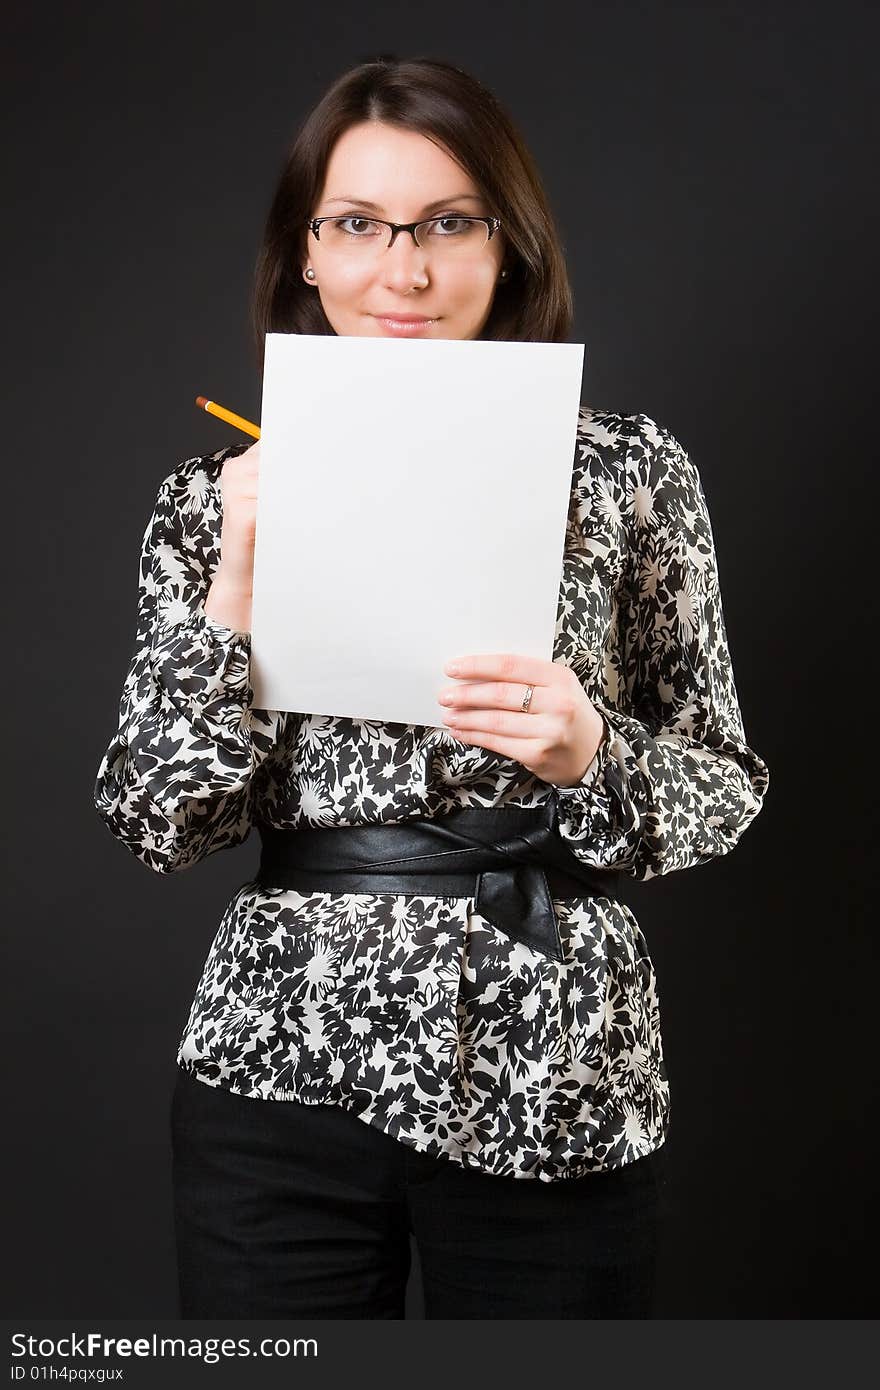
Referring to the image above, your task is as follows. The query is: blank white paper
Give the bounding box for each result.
[249,332,585,728]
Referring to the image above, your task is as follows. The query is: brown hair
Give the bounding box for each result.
[251,55,574,370]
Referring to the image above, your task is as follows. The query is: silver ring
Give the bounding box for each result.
[520,683,534,713]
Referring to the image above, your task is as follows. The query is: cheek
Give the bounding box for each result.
[444,263,498,307]
[321,263,373,297]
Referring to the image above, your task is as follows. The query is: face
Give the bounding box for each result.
[303,121,507,340]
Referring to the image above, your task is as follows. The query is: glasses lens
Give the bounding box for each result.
[319,217,388,252]
[414,217,490,252]
[317,216,490,255]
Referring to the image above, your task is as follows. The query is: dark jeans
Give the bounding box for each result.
[170,1063,668,1319]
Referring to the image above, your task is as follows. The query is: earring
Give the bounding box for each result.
[304,268,316,281]
[499,269,509,281]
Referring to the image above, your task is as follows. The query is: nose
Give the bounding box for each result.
[380,227,430,289]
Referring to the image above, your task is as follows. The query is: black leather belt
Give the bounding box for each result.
[255,801,623,963]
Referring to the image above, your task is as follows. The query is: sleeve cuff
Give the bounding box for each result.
[148,602,253,715]
[552,710,614,795]
[196,602,253,644]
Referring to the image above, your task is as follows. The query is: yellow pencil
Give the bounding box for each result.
[195,395,261,439]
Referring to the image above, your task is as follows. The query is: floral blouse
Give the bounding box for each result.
[93,407,769,1182]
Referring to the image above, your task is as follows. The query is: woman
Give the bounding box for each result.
[94,55,770,1319]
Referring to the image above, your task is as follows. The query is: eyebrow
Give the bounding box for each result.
[322,194,484,213]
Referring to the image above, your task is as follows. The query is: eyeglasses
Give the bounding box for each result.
[307,214,501,258]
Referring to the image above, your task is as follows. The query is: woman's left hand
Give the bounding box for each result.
[437,653,607,788]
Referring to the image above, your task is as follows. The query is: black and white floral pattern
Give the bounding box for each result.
[94,409,769,1181]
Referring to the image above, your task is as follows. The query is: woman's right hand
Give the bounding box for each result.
[204,441,260,632]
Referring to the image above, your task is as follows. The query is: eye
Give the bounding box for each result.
[428,217,474,235]
[334,217,382,236]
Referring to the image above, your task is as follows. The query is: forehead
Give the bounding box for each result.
[320,121,480,204]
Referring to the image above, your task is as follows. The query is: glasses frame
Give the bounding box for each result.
[306,214,502,252]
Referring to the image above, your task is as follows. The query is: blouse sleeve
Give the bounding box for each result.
[550,414,770,880]
[93,457,285,874]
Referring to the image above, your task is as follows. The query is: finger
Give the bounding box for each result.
[439,679,544,713]
[443,653,561,686]
[443,708,553,739]
[446,726,543,761]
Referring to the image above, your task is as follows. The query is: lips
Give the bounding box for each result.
[372,313,439,337]
[371,314,437,323]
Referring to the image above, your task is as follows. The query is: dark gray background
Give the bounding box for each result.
[3,0,876,1319]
